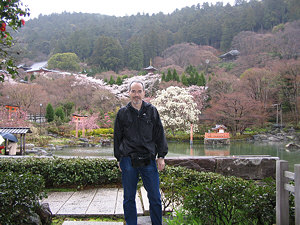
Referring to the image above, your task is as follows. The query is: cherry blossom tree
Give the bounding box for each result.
[151,86,200,135]
[0,83,48,113]
[205,92,268,135]
[70,113,100,137]
[240,68,277,108]
[0,106,29,127]
[188,85,208,111]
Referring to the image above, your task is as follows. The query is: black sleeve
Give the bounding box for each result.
[153,107,168,158]
[113,110,123,161]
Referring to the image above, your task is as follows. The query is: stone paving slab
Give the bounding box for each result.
[62,222,123,225]
[42,188,144,216]
[86,188,118,215]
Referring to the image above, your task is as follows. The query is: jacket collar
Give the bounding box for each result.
[127,101,150,113]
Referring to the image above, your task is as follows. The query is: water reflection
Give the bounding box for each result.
[204,145,230,156]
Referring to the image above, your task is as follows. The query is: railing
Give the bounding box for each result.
[276,160,300,224]
[26,114,46,123]
[204,133,230,139]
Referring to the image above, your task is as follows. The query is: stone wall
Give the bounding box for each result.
[165,156,278,180]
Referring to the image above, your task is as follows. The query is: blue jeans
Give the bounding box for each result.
[120,156,162,225]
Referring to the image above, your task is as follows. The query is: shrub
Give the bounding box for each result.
[160,166,277,224]
[70,128,114,138]
[0,157,121,188]
[0,172,46,225]
[159,166,223,211]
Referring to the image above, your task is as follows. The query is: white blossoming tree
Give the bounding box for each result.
[151,86,200,135]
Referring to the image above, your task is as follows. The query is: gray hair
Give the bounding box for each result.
[128,80,145,91]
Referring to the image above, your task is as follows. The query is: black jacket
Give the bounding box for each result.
[114,101,168,161]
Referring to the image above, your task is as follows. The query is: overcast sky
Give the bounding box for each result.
[22,0,235,19]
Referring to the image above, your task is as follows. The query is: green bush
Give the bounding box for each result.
[0,172,46,225]
[166,133,203,142]
[70,128,114,138]
[0,157,121,188]
[160,166,223,211]
[160,166,277,224]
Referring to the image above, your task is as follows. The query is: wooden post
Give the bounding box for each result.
[75,119,78,138]
[295,164,300,225]
[20,134,23,155]
[190,123,193,145]
[23,134,26,155]
[276,160,289,225]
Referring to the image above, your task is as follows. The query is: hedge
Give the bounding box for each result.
[0,172,46,225]
[160,166,280,224]
[0,157,121,188]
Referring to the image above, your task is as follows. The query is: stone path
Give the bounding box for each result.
[42,187,169,225]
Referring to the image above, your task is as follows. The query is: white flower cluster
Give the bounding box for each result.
[151,86,200,133]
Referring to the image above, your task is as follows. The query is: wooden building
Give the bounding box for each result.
[0,127,32,155]
[204,124,230,145]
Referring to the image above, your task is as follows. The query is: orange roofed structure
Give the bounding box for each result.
[204,124,230,145]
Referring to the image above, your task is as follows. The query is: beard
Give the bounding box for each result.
[132,97,142,105]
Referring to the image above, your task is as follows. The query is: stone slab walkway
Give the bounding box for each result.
[42,187,171,224]
[41,188,143,216]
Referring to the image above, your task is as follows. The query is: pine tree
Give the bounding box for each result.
[200,72,206,86]
[181,73,189,86]
[116,76,123,85]
[161,72,166,81]
[109,75,115,85]
[45,103,54,122]
[55,106,65,121]
[166,69,172,82]
[172,69,180,82]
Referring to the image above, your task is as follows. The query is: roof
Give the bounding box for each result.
[0,127,32,134]
[219,50,240,59]
[212,124,227,130]
[144,65,157,71]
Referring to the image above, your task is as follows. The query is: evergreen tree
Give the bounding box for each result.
[62,102,74,118]
[55,106,65,121]
[181,73,189,86]
[116,76,123,85]
[30,74,35,81]
[161,72,166,81]
[48,52,80,71]
[166,69,173,82]
[195,72,201,85]
[109,75,115,85]
[127,39,144,70]
[188,73,196,86]
[200,72,206,86]
[172,69,180,82]
[90,35,124,72]
[45,103,54,122]
[197,72,206,86]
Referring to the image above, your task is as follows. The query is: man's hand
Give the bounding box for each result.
[118,162,122,172]
[157,158,165,171]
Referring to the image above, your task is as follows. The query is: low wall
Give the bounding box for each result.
[165,156,279,180]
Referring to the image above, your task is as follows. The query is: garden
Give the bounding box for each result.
[0,157,296,225]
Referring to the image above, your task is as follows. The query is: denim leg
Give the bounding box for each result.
[120,157,139,225]
[139,159,162,225]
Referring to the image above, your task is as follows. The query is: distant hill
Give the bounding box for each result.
[12,0,300,72]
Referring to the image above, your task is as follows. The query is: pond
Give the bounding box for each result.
[52,141,300,171]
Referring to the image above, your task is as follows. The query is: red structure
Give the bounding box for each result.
[5,105,20,119]
[204,124,230,145]
[72,114,87,138]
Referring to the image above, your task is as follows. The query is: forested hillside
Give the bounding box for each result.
[13,0,300,72]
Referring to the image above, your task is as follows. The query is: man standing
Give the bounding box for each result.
[114,80,168,225]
